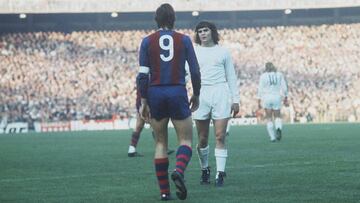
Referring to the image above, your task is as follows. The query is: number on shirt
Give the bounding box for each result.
[269,74,278,86]
[159,35,174,62]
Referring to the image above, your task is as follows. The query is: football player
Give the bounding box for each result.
[136,3,201,201]
[257,62,288,142]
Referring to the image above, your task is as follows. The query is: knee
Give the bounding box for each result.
[197,134,208,146]
[215,127,226,139]
[215,133,225,144]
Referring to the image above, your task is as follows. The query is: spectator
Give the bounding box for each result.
[1,23,359,124]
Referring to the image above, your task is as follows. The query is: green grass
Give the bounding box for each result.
[1,123,360,203]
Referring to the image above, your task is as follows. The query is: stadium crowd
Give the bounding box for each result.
[1,23,360,126]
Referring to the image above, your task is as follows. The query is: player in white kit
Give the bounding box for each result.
[192,21,240,187]
[257,62,288,142]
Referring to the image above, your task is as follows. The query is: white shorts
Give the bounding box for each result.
[261,94,282,110]
[193,83,231,120]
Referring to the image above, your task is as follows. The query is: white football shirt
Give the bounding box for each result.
[257,72,288,98]
[194,45,240,103]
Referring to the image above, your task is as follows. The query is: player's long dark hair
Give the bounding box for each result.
[194,21,219,45]
[155,3,175,29]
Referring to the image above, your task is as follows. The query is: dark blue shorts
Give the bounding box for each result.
[148,85,191,121]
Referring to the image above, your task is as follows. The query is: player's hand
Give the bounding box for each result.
[140,104,151,122]
[189,95,199,112]
[231,103,239,118]
[284,97,289,107]
[140,99,151,122]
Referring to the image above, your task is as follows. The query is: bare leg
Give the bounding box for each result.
[135,114,146,133]
[213,118,229,149]
[195,119,211,148]
[171,116,193,147]
[195,119,211,176]
[128,114,145,156]
[151,118,170,158]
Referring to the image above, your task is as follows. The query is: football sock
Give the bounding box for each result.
[154,158,170,195]
[215,148,228,178]
[197,145,209,169]
[275,118,282,130]
[130,131,140,147]
[266,121,276,140]
[175,145,192,177]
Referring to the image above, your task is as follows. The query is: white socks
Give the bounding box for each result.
[128,145,136,153]
[215,148,228,178]
[266,121,276,141]
[198,146,228,178]
[197,145,209,169]
[275,118,282,130]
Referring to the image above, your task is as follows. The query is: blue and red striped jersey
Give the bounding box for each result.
[138,30,200,98]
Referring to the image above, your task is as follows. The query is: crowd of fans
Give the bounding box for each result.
[1,23,360,126]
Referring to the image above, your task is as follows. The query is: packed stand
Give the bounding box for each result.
[1,23,359,126]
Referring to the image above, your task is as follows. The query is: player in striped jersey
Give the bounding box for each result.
[136,3,201,201]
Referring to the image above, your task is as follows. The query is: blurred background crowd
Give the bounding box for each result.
[1,23,360,126]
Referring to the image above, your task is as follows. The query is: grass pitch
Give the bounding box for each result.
[0,123,359,203]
